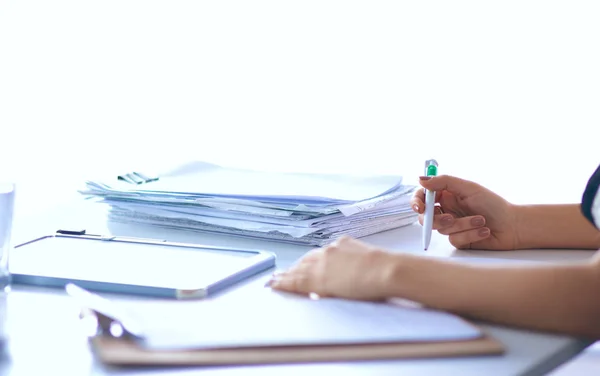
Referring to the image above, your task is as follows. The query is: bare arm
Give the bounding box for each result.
[515,204,600,249]
[385,251,600,338]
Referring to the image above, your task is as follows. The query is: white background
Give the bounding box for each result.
[1,0,599,215]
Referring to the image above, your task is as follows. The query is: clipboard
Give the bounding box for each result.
[66,284,505,367]
[10,230,276,299]
[90,333,504,366]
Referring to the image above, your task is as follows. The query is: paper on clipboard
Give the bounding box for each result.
[71,286,504,366]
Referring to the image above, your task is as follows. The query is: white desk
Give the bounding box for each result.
[0,200,596,376]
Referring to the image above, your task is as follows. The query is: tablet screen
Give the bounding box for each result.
[10,236,266,291]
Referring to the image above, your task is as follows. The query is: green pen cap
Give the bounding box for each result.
[425,159,438,176]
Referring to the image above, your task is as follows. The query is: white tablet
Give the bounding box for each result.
[10,230,276,299]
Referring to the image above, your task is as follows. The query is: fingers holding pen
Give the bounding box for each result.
[449,227,492,249]
[416,212,488,235]
[437,215,487,235]
[410,190,425,213]
[417,211,454,229]
[432,214,492,249]
[410,188,443,214]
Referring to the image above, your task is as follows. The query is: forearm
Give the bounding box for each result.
[515,204,600,249]
[385,253,600,338]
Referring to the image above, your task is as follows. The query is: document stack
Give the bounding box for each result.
[79,161,418,246]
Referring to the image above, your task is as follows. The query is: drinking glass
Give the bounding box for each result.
[0,182,15,291]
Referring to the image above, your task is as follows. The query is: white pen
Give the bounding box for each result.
[422,159,438,250]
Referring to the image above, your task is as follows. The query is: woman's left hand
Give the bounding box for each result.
[268,236,395,300]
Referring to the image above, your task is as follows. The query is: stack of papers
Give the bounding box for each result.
[79,162,418,246]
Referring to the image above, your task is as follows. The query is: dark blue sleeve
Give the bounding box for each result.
[581,163,600,230]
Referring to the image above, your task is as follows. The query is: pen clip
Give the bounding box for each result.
[65,283,145,340]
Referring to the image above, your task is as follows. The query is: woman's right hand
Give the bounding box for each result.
[410,175,520,250]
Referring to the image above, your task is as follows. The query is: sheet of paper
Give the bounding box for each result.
[108,198,413,226]
[338,185,415,216]
[107,216,316,245]
[107,213,417,246]
[324,216,418,238]
[109,201,314,226]
[109,207,321,238]
[87,161,405,203]
[115,290,482,351]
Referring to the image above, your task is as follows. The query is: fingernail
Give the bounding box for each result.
[264,276,280,287]
[413,204,419,212]
[478,228,490,237]
[419,176,432,180]
[441,215,453,226]
[265,272,282,287]
[471,217,485,226]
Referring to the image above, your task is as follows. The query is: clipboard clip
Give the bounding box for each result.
[117,171,159,185]
[65,284,145,340]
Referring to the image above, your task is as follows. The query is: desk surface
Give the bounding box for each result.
[0,200,596,376]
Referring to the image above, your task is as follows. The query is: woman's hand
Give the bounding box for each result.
[268,236,395,300]
[410,175,520,250]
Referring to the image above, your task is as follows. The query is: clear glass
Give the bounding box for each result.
[0,182,15,291]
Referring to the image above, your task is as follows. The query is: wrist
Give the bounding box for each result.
[378,252,441,300]
[380,252,474,312]
[514,204,535,249]
[514,203,600,249]
[514,204,561,249]
[374,250,403,297]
